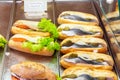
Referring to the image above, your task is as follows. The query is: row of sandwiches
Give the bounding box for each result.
[57,11,118,80]
[8,11,118,80]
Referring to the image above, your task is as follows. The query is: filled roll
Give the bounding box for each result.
[60,51,114,70]
[62,66,118,80]
[57,24,103,39]
[60,36,107,54]
[11,20,50,37]
[10,61,56,80]
[57,11,99,25]
[106,20,120,36]
[8,34,60,56]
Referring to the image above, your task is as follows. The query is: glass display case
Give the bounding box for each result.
[93,0,120,78]
[0,0,120,80]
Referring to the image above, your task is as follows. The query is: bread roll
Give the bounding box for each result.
[11,20,50,37]
[8,34,54,56]
[60,36,107,54]
[10,61,56,80]
[60,51,114,70]
[58,11,99,25]
[62,66,118,80]
[57,24,103,39]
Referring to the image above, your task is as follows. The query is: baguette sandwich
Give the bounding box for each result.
[102,10,119,24]
[0,34,7,48]
[11,18,59,39]
[62,66,118,80]
[8,34,60,56]
[60,51,114,70]
[58,11,99,25]
[60,36,107,54]
[10,61,56,80]
[57,24,103,39]
[106,20,120,36]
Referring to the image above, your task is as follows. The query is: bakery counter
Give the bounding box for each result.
[0,0,120,80]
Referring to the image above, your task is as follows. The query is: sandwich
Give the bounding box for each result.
[60,51,114,70]
[60,36,107,54]
[10,61,56,80]
[57,11,99,25]
[105,20,120,37]
[62,66,118,80]
[102,10,119,24]
[8,34,60,56]
[11,18,59,39]
[0,34,7,48]
[57,24,103,39]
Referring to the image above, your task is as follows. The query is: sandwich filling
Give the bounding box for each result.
[60,14,95,22]
[12,73,47,80]
[59,28,98,36]
[11,34,60,52]
[64,53,109,65]
[108,17,120,22]
[62,74,113,80]
[113,29,120,34]
[62,40,103,49]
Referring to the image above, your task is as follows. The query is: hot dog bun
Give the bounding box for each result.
[58,11,99,25]
[57,24,103,39]
[11,20,50,37]
[8,34,54,56]
[10,61,56,80]
[62,66,118,80]
[60,36,107,54]
[60,51,114,70]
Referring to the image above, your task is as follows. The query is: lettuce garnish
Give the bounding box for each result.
[38,18,59,39]
[0,35,7,48]
[22,37,60,52]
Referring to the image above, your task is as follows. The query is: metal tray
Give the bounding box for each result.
[0,0,119,80]
[0,0,59,80]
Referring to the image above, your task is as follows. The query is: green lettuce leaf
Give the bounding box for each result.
[22,37,60,52]
[0,35,7,48]
[38,18,59,39]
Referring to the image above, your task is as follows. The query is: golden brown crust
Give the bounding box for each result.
[60,51,114,70]
[10,61,56,80]
[11,20,50,37]
[57,24,103,39]
[8,35,54,56]
[60,36,107,54]
[57,11,99,25]
[62,66,118,80]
